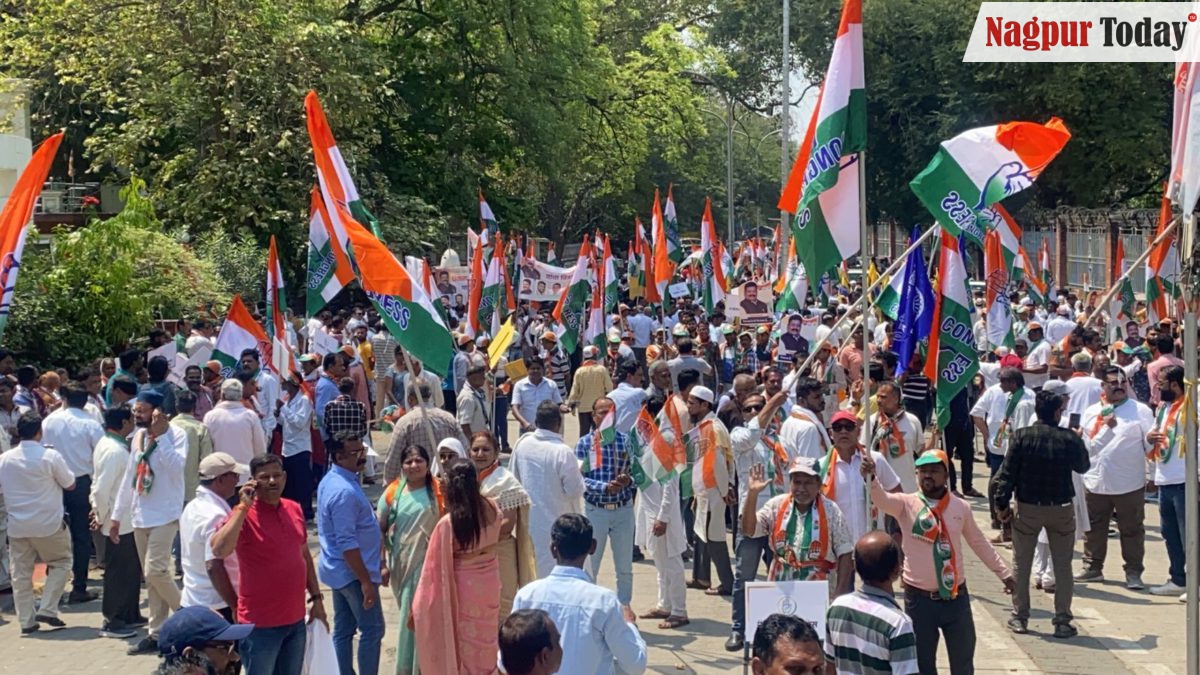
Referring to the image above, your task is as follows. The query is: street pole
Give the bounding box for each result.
[781,0,790,193]
[727,96,736,243]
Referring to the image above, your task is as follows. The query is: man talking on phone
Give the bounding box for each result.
[211,454,327,675]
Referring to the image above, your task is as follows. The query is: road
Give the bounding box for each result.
[0,417,1187,673]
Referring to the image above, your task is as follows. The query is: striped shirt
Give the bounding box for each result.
[825,585,919,675]
[574,430,634,507]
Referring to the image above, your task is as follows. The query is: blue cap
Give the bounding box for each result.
[158,606,254,660]
[136,389,165,408]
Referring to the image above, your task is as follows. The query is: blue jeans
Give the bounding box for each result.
[731,533,772,633]
[1160,483,1187,586]
[586,502,635,604]
[493,395,510,450]
[241,619,306,675]
[332,580,385,675]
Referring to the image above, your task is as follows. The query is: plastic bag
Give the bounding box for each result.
[302,618,338,675]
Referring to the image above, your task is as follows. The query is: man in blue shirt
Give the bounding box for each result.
[316,432,384,675]
[574,396,637,619]
[512,514,647,675]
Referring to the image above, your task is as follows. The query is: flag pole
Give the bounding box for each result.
[399,349,443,464]
[794,222,940,376]
[1182,210,1198,675]
[858,152,871,521]
[1080,216,1180,330]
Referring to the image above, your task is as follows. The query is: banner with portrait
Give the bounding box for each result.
[727,280,775,327]
[431,266,471,308]
[517,259,577,302]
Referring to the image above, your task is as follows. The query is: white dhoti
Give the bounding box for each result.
[1036,472,1090,586]
[636,476,688,617]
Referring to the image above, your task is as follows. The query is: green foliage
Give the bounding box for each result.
[193,228,267,309]
[5,178,227,371]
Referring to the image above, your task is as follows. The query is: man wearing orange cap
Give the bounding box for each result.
[862,449,1014,673]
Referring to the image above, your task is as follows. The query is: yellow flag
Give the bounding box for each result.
[489,317,516,369]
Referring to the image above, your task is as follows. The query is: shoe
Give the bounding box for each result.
[1150,581,1185,596]
[1181,593,1188,603]
[1006,618,1028,634]
[632,547,645,563]
[725,632,745,652]
[20,624,38,636]
[1125,574,1146,591]
[1053,623,1079,639]
[1043,584,1056,594]
[964,487,985,498]
[1074,569,1104,583]
[35,614,66,631]
[99,626,136,639]
[126,615,150,628]
[686,579,711,591]
[68,589,98,604]
[704,586,733,597]
[127,636,158,655]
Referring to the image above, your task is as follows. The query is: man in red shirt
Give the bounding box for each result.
[211,454,327,674]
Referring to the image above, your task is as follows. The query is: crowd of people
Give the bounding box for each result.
[0,274,1190,674]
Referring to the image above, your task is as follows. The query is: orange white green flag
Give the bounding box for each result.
[629,407,680,488]
[650,188,672,302]
[581,406,616,473]
[266,236,299,379]
[552,237,593,354]
[699,197,727,314]
[0,131,63,340]
[212,295,271,378]
[911,118,1071,247]
[1147,189,1181,323]
[306,186,356,316]
[343,216,455,376]
[304,91,382,240]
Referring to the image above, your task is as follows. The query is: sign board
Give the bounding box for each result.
[431,266,471,308]
[517,260,577,302]
[727,281,775,327]
[667,282,691,299]
[744,580,829,645]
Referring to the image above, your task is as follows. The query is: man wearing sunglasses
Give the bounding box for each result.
[1077,366,1154,591]
[823,410,901,542]
[779,377,831,462]
[156,605,253,675]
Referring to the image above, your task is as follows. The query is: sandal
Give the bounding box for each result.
[686,579,711,590]
[639,608,671,620]
[658,616,690,629]
[705,586,733,597]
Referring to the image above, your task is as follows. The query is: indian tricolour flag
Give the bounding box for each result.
[774,237,808,313]
[778,0,865,295]
[553,237,593,354]
[650,188,671,302]
[584,256,605,350]
[665,184,683,264]
[910,118,1071,248]
[306,187,355,316]
[1147,190,1181,323]
[581,408,616,473]
[466,236,485,338]
[0,132,62,340]
[629,407,680,488]
[924,230,979,430]
[1112,237,1137,328]
[343,214,455,376]
[305,91,382,240]
[480,237,505,336]
[699,197,727,314]
[601,234,618,314]
[1021,246,1048,306]
[875,253,908,321]
[212,295,271,379]
[984,229,1014,349]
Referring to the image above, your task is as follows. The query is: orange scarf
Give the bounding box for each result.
[769,496,833,580]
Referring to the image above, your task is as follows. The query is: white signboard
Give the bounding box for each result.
[744,580,829,645]
[667,282,691,299]
[517,260,576,302]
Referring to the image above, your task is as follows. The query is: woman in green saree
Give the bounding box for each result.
[377,443,441,675]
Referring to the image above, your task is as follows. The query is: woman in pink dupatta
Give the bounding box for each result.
[412,457,504,674]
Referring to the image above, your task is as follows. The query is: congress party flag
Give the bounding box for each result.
[480,236,505,334]
[699,197,728,314]
[581,407,617,474]
[552,237,593,354]
[601,234,618,314]
[910,118,1070,247]
[1147,189,1181,323]
[1113,237,1136,323]
[266,236,299,379]
[650,188,672,302]
[984,229,1014,349]
[306,187,356,316]
[629,407,681,488]
[924,231,979,430]
[343,216,454,376]
[212,295,271,379]
[305,91,382,240]
[479,191,499,245]
[0,131,63,339]
[774,237,808,313]
[892,226,935,378]
[465,236,485,338]
[665,184,683,264]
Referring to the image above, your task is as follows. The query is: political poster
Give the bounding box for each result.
[431,266,471,308]
[775,312,821,367]
[744,580,828,645]
[517,259,577,302]
[727,280,775,327]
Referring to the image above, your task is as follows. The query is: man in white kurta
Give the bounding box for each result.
[823,410,901,542]
[686,386,735,593]
[860,381,923,493]
[634,423,688,627]
[509,402,586,578]
[780,377,832,461]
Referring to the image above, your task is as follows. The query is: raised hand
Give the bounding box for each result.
[747,463,770,494]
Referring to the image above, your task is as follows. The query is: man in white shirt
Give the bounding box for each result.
[780,377,832,461]
[185,319,215,358]
[511,357,563,434]
[203,379,266,484]
[861,381,923,493]
[40,380,104,603]
[607,362,648,435]
[1022,323,1052,390]
[239,349,280,440]
[1063,352,1103,430]
[512,513,648,675]
[627,306,657,350]
[1044,305,1077,346]
[666,338,712,392]
[276,375,315,520]
[1147,365,1190,597]
[179,452,244,622]
[1076,367,1155,590]
[824,410,901,541]
[970,368,1036,538]
[400,357,445,410]
[0,410,76,634]
[110,390,187,655]
[510,402,586,578]
[90,406,144,638]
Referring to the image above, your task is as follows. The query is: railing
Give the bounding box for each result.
[35,181,101,214]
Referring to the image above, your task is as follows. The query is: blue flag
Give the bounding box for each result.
[893,226,935,378]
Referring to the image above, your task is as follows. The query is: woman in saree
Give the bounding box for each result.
[412,457,504,675]
[468,431,537,619]
[377,444,440,675]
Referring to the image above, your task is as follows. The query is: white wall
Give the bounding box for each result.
[0,80,33,214]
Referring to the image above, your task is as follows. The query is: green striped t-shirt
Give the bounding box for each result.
[824,585,919,674]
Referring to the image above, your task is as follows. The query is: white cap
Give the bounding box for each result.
[1042,380,1070,395]
[689,386,715,404]
[198,452,249,480]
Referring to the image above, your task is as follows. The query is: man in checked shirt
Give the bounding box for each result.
[574,396,638,623]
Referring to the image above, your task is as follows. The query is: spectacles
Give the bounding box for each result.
[830,423,857,432]
[743,405,764,413]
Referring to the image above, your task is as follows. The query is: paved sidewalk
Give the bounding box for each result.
[0,420,1189,673]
